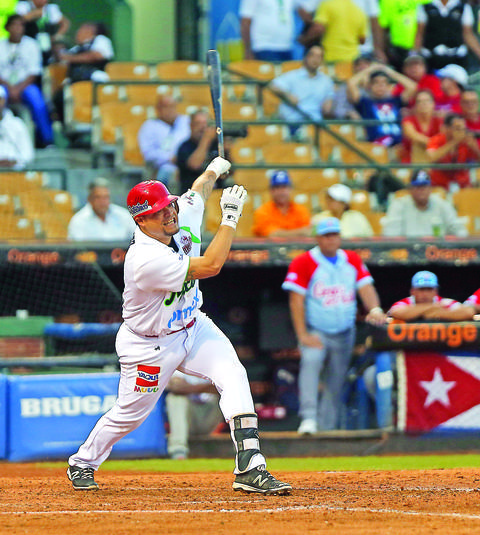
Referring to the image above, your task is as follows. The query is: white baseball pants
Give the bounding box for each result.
[69,312,257,470]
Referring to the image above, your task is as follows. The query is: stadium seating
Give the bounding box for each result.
[123,83,172,105]
[243,124,286,147]
[453,187,480,234]
[262,142,316,165]
[227,60,276,82]
[156,60,206,80]
[93,102,149,146]
[105,62,151,80]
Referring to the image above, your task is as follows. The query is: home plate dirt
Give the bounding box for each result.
[2,464,480,534]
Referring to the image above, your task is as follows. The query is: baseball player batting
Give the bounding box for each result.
[67,156,292,496]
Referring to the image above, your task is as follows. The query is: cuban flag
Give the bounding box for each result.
[398,352,480,432]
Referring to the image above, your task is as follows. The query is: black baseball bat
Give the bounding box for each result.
[206,49,225,158]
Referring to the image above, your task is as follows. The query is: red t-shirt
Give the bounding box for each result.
[401,114,443,163]
[436,92,462,114]
[394,74,443,107]
[465,116,480,147]
[427,133,475,189]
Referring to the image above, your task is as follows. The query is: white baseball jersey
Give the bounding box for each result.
[122,190,204,336]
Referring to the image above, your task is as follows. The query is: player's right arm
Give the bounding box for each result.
[187,184,247,280]
[288,291,323,349]
[190,157,230,204]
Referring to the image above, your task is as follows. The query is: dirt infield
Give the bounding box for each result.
[2,464,480,534]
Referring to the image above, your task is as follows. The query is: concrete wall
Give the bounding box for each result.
[129,0,176,61]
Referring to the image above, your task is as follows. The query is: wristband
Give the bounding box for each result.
[369,307,383,314]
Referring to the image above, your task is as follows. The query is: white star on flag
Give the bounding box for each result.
[419,368,456,408]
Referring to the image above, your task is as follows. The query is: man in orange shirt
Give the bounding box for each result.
[252,170,311,237]
[426,113,480,190]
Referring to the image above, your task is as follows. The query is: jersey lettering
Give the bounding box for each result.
[167,287,200,328]
[164,279,196,306]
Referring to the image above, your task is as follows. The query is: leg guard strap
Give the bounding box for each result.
[231,413,262,472]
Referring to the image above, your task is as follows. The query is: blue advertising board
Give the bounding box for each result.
[209,0,305,61]
[0,375,6,459]
[7,373,166,461]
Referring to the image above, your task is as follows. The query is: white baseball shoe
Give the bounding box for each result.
[297,418,317,435]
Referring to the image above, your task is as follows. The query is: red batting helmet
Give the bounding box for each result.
[127,180,178,220]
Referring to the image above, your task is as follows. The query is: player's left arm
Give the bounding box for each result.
[190,157,231,203]
[423,303,475,321]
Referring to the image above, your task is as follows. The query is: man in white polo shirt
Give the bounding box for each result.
[239,0,312,60]
[67,177,135,241]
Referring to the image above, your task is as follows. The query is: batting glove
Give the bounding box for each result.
[220,185,247,229]
[206,157,231,179]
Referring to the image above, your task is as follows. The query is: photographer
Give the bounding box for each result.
[176,110,232,194]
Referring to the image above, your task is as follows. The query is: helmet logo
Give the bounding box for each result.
[128,200,152,217]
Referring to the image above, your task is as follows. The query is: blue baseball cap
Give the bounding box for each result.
[410,169,431,187]
[270,170,291,188]
[411,271,438,288]
[315,217,341,236]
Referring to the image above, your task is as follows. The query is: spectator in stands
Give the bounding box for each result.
[239,0,312,61]
[392,54,443,107]
[382,169,468,237]
[138,95,190,191]
[436,64,468,115]
[401,90,443,163]
[378,0,425,71]
[311,183,374,238]
[388,271,474,321]
[300,0,386,62]
[332,53,372,120]
[67,178,136,241]
[347,62,417,146]
[0,84,34,168]
[54,22,114,83]
[300,0,368,64]
[166,371,223,460]
[252,170,311,238]
[282,216,385,434]
[426,113,480,190]
[415,0,480,71]
[269,45,334,134]
[0,14,53,147]
[460,88,480,138]
[15,0,70,65]
[51,21,114,124]
[176,110,229,194]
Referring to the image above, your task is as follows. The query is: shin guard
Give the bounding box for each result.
[230,413,264,473]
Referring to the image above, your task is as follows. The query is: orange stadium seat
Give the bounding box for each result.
[156,61,206,80]
[262,142,316,165]
[222,101,257,121]
[233,169,270,192]
[227,60,276,81]
[105,62,151,80]
[123,83,172,105]
[289,168,340,192]
[230,140,258,165]
[243,124,286,147]
[178,84,213,107]
[0,214,36,241]
[95,102,148,145]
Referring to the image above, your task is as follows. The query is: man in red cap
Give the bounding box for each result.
[66,156,292,496]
